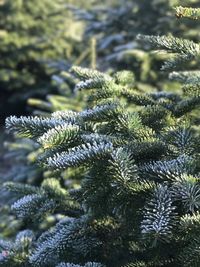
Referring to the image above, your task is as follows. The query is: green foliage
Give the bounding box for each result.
[73,0,200,85]
[175,6,200,20]
[141,185,176,244]
[1,2,200,267]
[0,0,86,121]
[137,34,200,70]
[0,72,86,246]
[0,230,35,267]
[3,60,200,266]
[5,178,80,220]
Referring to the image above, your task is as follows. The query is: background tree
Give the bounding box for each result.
[0,0,87,122]
[72,0,200,87]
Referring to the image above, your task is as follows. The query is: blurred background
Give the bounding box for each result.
[0,0,199,121]
[0,0,199,242]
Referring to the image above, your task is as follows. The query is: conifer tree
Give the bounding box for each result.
[0,0,86,122]
[0,71,86,241]
[74,0,200,86]
[1,5,200,267]
[2,64,200,265]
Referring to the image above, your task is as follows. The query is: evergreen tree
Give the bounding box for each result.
[1,4,200,267]
[73,0,200,86]
[0,71,86,241]
[0,0,86,122]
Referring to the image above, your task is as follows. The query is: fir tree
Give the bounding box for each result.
[1,4,200,267]
[3,66,200,266]
[73,0,200,86]
[0,0,86,122]
[0,71,86,241]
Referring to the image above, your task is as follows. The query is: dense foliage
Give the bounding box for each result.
[0,0,86,121]
[74,0,200,82]
[1,2,200,267]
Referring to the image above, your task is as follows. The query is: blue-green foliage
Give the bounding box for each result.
[3,61,200,266]
[1,4,200,267]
